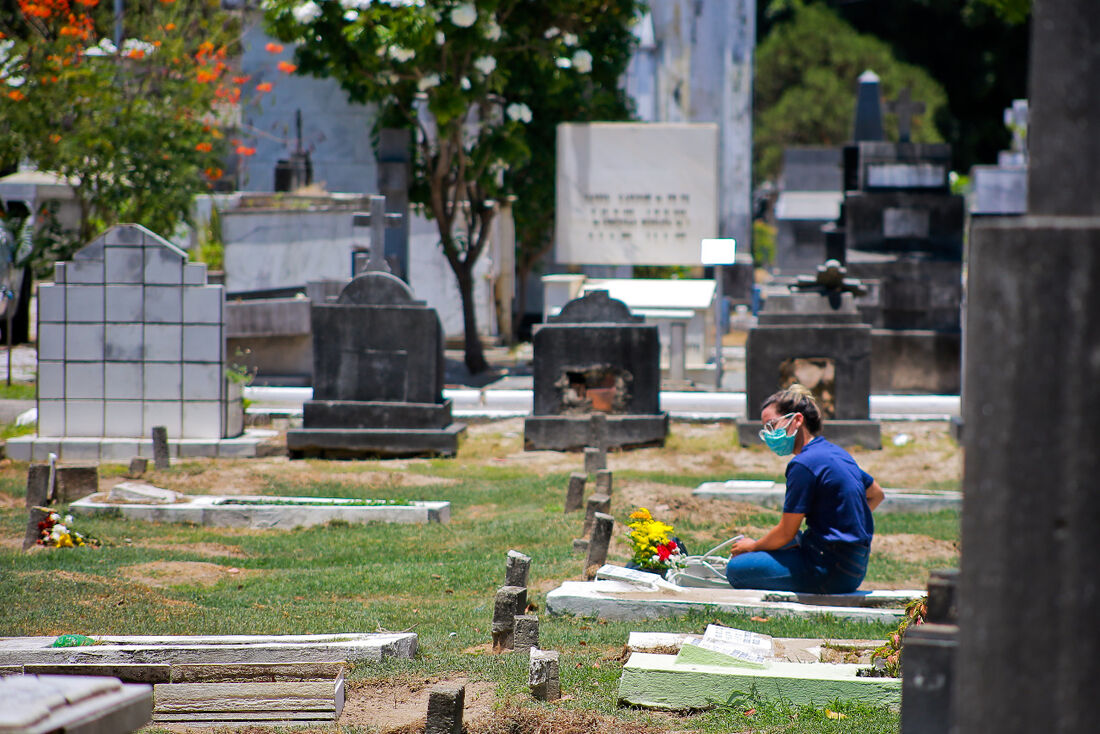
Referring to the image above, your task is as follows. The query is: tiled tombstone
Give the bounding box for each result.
[285,271,465,458]
[36,224,237,440]
[524,290,668,451]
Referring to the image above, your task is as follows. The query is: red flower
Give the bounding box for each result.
[656,543,672,561]
[265,42,284,54]
[236,145,256,156]
[277,61,297,74]
[255,82,273,92]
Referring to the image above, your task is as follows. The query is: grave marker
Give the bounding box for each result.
[584,512,615,578]
[528,649,561,701]
[491,586,527,652]
[425,683,464,734]
[151,426,169,469]
[583,446,605,475]
[505,550,531,588]
[582,494,612,536]
[514,615,540,655]
[564,473,586,513]
[351,194,403,275]
[885,87,926,143]
[595,469,613,496]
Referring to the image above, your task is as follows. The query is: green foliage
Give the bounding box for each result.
[194,207,224,271]
[262,0,640,369]
[754,3,948,183]
[970,0,1030,24]
[871,596,928,677]
[0,1,240,269]
[752,219,777,268]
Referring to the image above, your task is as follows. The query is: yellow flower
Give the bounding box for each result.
[629,508,652,521]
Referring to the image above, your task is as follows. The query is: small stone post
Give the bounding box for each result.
[588,412,608,451]
[491,585,527,652]
[514,615,540,655]
[505,550,531,588]
[22,464,50,550]
[128,457,147,478]
[151,426,170,470]
[529,648,561,701]
[581,494,612,536]
[584,512,615,579]
[564,472,586,513]
[901,569,958,734]
[425,683,465,734]
[583,446,606,475]
[595,469,613,496]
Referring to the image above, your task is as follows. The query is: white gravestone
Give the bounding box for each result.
[555,123,719,265]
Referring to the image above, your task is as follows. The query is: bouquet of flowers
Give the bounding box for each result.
[626,507,687,573]
[35,510,98,548]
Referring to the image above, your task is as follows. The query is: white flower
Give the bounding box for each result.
[460,76,471,90]
[544,26,560,39]
[473,55,496,75]
[484,19,502,41]
[49,513,60,522]
[84,38,117,57]
[417,73,440,91]
[52,524,67,536]
[344,10,358,21]
[389,46,415,62]
[435,31,446,45]
[121,39,156,56]
[571,49,593,73]
[562,32,578,47]
[379,71,398,84]
[339,0,367,8]
[5,76,24,87]
[450,3,477,27]
[506,102,532,123]
[555,57,571,69]
[292,1,322,24]
[64,514,73,524]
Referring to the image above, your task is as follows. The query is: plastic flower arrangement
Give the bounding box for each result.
[35,510,98,548]
[627,507,686,573]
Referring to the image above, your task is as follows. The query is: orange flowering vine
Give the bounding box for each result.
[265,42,284,54]
[256,81,273,92]
[195,142,213,152]
[277,61,297,74]
[7,90,25,101]
[236,145,256,156]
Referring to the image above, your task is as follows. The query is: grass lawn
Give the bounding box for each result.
[0,420,960,733]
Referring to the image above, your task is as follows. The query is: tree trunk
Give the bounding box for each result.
[455,264,489,374]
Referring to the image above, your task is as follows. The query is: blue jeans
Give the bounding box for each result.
[724,531,870,593]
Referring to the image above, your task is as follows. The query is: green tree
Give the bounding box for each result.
[0,0,242,269]
[754,2,948,184]
[263,0,635,373]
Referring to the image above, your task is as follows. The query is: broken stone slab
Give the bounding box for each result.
[505,550,532,588]
[617,652,901,709]
[0,633,417,666]
[565,472,586,513]
[0,674,152,734]
[514,615,539,655]
[693,480,962,514]
[108,481,184,504]
[584,446,606,475]
[581,493,611,536]
[70,493,450,528]
[128,457,148,477]
[595,469,613,495]
[584,512,615,578]
[529,648,561,701]
[547,574,922,623]
[625,632,882,665]
[491,586,527,651]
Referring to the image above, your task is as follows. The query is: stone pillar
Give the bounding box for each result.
[583,447,605,475]
[587,412,608,451]
[529,648,561,701]
[505,550,531,588]
[955,2,1100,732]
[595,469,613,496]
[128,457,147,477]
[584,512,615,578]
[565,473,586,513]
[22,464,50,550]
[582,494,611,536]
[491,585,527,652]
[425,683,464,734]
[901,569,957,734]
[151,426,169,470]
[514,615,539,655]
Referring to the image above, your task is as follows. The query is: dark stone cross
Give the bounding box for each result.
[885,87,926,143]
[352,195,403,273]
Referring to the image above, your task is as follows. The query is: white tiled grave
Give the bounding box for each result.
[693,479,962,514]
[544,565,923,623]
[11,223,258,460]
[617,625,900,710]
[70,482,450,528]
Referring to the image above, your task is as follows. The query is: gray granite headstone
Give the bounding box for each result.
[524,290,668,451]
[286,271,465,458]
[954,2,1100,732]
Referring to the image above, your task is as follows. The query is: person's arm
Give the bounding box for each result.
[865,480,885,511]
[730,512,805,555]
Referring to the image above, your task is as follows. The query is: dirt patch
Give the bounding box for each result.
[872,533,958,563]
[467,705,670,734]
[135,542,248,559]
[119,561,250,589]
[340,676,496,733]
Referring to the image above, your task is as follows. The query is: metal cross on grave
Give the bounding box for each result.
[352,194,403,273]
[885,86,926,143]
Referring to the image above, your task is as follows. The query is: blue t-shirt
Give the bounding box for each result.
[783,436,875,545]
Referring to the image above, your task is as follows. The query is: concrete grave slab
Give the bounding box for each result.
[0,674,152,734]
[617,652,900,709]
[70,492,449,528]
[693,480,962,514]
[546,566,921,622]
[0,633,417,667]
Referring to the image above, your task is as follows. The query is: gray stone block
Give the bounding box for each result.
[285,423,465,459]
[582,494,612,537]
[583,446,606,474]
[425,683,464,734]
[514,615,539,655]
[151,426,170,470]
[523,414,668,451]
[302,400,453,430]
[564,473,586,513]
[491,586,527,651]
[55,465,99,502]
[584,512,615,578]
[595,469,613,496]
[528,649,560,701]
[505,550,531,588]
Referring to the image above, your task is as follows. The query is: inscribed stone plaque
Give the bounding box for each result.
[338,348,408,402]
[883,208,931,238]
[866,163,945,189]
[555,123,719,265]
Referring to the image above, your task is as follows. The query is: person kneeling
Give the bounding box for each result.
[726,385,884,593]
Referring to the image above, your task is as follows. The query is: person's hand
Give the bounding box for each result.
[730,537,757,556]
